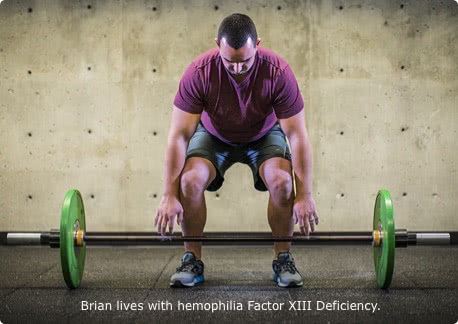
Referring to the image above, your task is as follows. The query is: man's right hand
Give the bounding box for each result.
[155,195,184,235]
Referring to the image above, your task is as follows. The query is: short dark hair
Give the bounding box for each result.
[217,13,258,50]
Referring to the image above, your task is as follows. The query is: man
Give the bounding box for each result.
[155,13,319,288]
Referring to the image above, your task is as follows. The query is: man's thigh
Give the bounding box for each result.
[186,123,237,191]
[244,123,292,191]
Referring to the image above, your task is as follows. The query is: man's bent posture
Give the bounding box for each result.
[155,13,319,288]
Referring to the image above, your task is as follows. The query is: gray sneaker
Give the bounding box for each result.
[272,252,303,288]
[170,252,204,288]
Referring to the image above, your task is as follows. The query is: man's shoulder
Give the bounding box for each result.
[191,48,220,69]
[257,47,289,71]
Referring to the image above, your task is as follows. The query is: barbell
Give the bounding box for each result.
[2,189,457,290]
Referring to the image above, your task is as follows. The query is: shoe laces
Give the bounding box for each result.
[273,259,297,274]
[176,260,203,274]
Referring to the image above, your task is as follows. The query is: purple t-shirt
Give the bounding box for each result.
[173,46,304,143]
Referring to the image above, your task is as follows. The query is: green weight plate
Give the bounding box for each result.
[373,189,395,289]
[60,189,86,289]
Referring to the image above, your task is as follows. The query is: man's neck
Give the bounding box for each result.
[232,73,248,84]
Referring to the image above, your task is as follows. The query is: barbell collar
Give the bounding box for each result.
[395,229,408,248]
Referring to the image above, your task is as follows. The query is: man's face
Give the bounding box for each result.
[217,37,260,75]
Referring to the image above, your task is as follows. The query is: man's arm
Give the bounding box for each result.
[278,110,312,197]
[162,106,201,196]
[155,106,201,235]
[278,109,319,234]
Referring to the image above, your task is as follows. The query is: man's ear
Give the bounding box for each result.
[256,38,261,46]
[215,38,220,47]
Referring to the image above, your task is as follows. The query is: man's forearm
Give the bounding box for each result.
[162,134,189,197]
[289,134,313,197]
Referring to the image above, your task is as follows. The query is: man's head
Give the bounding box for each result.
[216,13,261,75]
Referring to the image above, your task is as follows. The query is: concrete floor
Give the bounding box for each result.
[0,246,457,323]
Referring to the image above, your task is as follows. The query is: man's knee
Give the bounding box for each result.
[180,169,209,197]
[180,158,216,198]
[265,171,294,202]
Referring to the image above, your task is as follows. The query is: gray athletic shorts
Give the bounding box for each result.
[186,122,292,192]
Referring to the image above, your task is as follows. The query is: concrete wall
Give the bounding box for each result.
[0,0,457,232]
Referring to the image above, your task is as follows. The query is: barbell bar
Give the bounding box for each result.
[2,189,457,290]
[4,231,454,246]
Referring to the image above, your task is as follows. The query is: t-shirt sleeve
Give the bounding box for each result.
[272,65,304,119]
[173,62,205,114]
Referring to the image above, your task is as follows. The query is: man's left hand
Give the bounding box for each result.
[293,194,319,235]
